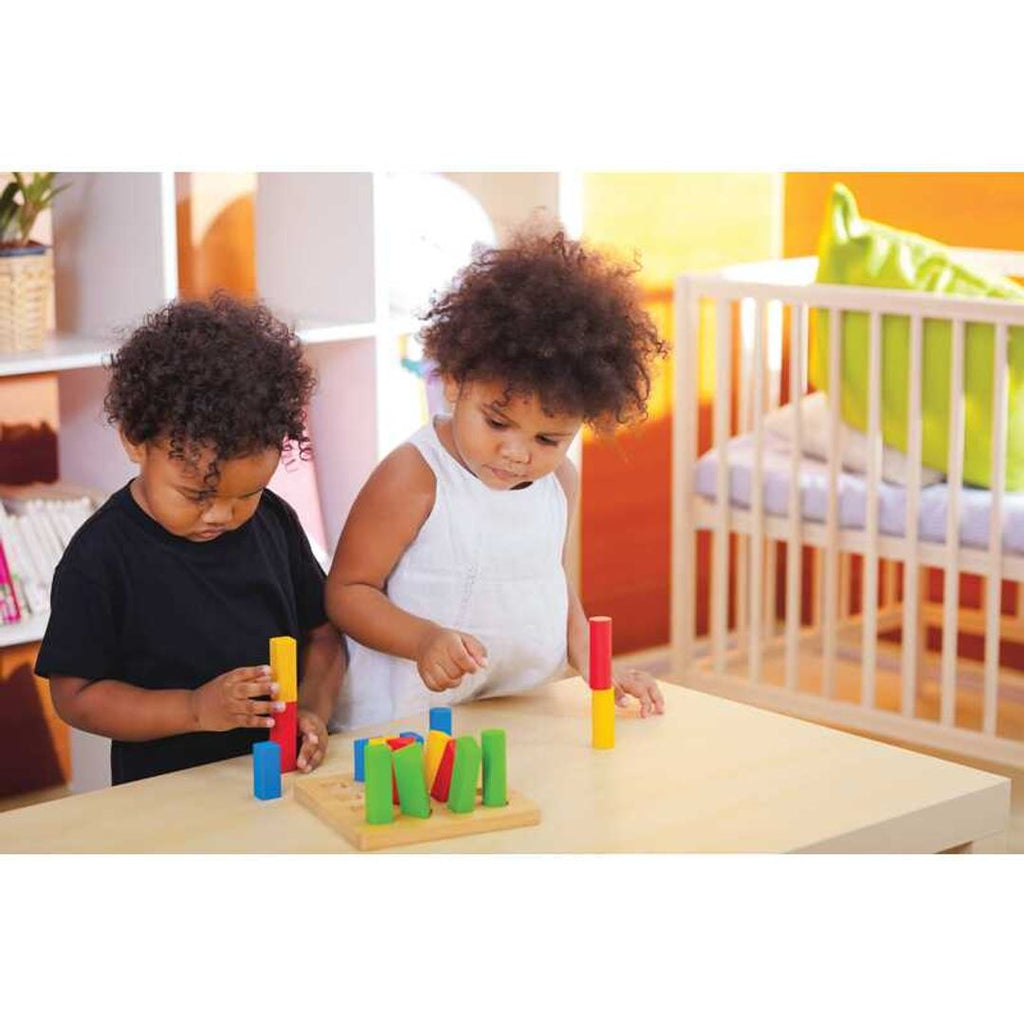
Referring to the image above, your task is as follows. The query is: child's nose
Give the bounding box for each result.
[499,440,529,464]
[202,501,233,525]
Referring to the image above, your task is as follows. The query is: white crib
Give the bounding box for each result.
[670,250,1024,770]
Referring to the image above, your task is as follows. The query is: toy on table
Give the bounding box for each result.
[588,616,614,750]
[268,635,298,772]
[293,708,540,851]
[253,740,282,800]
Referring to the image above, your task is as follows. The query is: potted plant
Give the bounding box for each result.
[0,172,69,354]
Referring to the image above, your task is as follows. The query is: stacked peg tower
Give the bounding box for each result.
[588,616,614,749]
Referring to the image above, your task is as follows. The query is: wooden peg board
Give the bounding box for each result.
[293,771,541,851]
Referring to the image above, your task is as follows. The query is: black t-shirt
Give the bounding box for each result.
[35,484,327,785]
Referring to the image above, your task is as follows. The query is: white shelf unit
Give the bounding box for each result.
[0,614,48,647]
[2,170,570,794]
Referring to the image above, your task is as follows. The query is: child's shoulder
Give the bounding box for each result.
[54,486,135,579]
[554,457,578,502]
[372,441,436,497]
[352,441,436,522]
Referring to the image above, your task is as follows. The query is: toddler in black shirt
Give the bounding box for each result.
[35,294,345,785]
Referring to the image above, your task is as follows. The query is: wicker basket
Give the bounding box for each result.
[0,248,53,354]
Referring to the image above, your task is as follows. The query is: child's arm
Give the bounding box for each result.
[49,666,282,741]
[295,621,345,772]
[325,444,487,691]
[555,460,665,717]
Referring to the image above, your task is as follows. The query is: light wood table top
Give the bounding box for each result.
[0,679,1010,853]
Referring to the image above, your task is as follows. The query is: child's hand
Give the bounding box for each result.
[613,668,665,718]
[296,709,328,772]
[192,665,284,732]
[415,627,489,692]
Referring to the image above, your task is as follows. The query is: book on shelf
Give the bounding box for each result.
[0,483,103,633]
[0,533,21,625]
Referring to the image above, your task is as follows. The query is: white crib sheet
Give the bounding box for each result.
[693,431,1024,554]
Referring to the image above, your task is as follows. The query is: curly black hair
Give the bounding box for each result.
[420,230,668,429]
[104,292,315,487]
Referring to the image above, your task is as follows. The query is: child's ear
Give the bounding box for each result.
[442,376,462,408]
[119,431,146,466]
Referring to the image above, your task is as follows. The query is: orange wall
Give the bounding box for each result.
[580,174,781,652]
[784,172,1024,256]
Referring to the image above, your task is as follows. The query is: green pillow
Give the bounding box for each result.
[811,183,1024,490]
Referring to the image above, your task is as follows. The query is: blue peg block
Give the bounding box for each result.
[253,740,282,800]
[400,731,424,744]
[354,737,369,782]
[428,707,452,736]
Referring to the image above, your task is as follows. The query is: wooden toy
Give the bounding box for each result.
[592,688,615,749]
[386,736,416,803]
[293,773,540,851]
[481,729,507,807]
[429,707,452,735]
[447,736,482,814]
[588,616,612,690]
[430,737,457,801]
[252,740,282,800]
[588,616,615,749]
[400,731,424,744]
[353,738,369,782]
[364,743,394,825]
[424,729,449,787]
[294,713,539,850]
[393,742,431,818]
[269,636,298,772]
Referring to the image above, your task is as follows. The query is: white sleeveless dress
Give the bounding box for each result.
[330,416,569,731]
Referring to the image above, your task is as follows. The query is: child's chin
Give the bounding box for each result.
[189,528,228,542]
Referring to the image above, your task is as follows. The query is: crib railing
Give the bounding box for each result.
[671,253,1024,766]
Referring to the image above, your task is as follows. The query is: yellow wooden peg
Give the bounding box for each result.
[591,687,615,749]
[424,729,449,787]
[269,636,298,702]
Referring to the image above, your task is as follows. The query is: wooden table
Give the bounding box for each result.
[0,679,1010,852]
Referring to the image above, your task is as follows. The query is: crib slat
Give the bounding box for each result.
[941,318,966,728]
[862,311,882,710]
[763,302,784,641]
[670,278,699,678]
[749,301,765,684]
[901,314,924,718]
[785,303,805,691]
[823,307,841,698]
[735,302,750,647]
[983,321,1009,735]
[712,299,732,676]
[764,541,777,639]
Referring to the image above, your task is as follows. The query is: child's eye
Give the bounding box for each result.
[485,418,507,430]
[537,436,558,447]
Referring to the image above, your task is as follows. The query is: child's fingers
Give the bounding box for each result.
[235,678,279,699]
[240,708,276,728]
[437,651,468,684]
[423,664,462,691]
[613,685,629,708]
[247,698,286,715]
[461,634,489,670]
[227,666,272,687]
[638,691,653,718]
[452,643,480,675]
[650,682,666,714]
[297,730,321,772]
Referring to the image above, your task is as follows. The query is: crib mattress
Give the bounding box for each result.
[693,431,1024,554]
